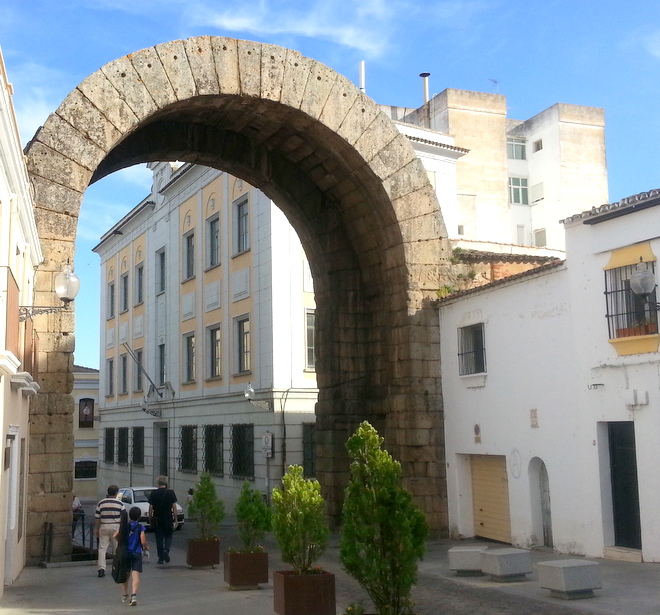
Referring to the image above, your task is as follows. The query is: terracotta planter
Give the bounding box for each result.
[186,538,220,567]
[617,323,658,338]
[273,570,335,615]
[223,551,269,589]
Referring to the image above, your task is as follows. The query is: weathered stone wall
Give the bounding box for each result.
[25,37,451,561]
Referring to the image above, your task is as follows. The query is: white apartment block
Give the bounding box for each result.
[384,87,608,254]
[94,163,318,509]
[72,365,99,498]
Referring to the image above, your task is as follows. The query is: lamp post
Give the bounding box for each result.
[19,263,81,321]
[630,258,660,309]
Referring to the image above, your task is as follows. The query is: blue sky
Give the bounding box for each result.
[1,0,660,368]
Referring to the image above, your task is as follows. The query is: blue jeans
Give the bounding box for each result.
[154,528,173,561]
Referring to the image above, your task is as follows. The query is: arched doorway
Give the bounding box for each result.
[529,457,553,548]
[25,37,450,561]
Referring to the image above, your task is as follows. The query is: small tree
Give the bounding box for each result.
[272,464,329,574]
[235,481,271,552]
[340,422,428,615]
[187,472,225,540]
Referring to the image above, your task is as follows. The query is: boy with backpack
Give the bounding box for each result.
[115,506,149,606]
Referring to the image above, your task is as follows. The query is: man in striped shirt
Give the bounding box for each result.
[94,485,123,577]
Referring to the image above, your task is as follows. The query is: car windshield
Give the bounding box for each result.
[133,490,153,503]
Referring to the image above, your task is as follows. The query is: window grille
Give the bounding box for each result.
[458,323,486,375]
[230,423,254,479]
[132,427,145,466]
[180,425,198,473]
[203,424,224,476]
[75,460,97,479]
[104,428,115,463]
[302,423,316,478]
[117,427,129,465]
[605,263,658,338]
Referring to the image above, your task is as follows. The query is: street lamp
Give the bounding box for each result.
[19,263,81,321]
[629,258,660,309]
[244,383,271,410]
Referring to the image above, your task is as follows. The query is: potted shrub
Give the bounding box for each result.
[224,481,271,589]
[186,472,225,567]
[340,422,428,615]
[271,464,334,615]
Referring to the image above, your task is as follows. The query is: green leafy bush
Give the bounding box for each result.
[271,464,329,574]
[340,422,428,615]
[187,472,225,540]
[234,481,271,552]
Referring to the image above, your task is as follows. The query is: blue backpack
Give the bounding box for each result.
[127,521,143,554]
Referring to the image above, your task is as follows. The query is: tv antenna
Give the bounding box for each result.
[489,78,500,94]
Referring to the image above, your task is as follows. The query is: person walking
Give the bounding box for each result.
[148,476,178,564]
[94,485,123,577]
[71,493,85,538]
[115,506,149,606]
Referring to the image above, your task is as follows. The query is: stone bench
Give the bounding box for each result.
[448,546,488,576]
[481,548,533,582]
[538,559,602,599]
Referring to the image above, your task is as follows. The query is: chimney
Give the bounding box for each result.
[419,72,431,128]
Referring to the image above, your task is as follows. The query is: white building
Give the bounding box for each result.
[72,365,99,498]
[94,162,319,509]
[0,46,44,593]
[439,188,660,562]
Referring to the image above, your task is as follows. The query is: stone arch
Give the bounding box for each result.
[25,36,450,561]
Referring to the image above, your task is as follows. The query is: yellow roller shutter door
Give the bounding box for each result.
[471,455,512,543]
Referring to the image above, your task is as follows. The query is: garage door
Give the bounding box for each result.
[471,455,511,543]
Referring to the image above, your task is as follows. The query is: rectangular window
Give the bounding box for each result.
[132,426,145,466]
[237,316,251,373]
[74,460,97,480]
[107,282,115,319]
[104,428,115,463]
[507,137,526,160]
[533,228,547,248]
[204,424,224,475]
[106,358,114,396]
[117,427,129,465]
[533,139,543,152]
[135,349,143,392]
[135,264,144,305]
[183,231,195,280]
[605,262,658,338]
[235,197,250,254]
[158,343,166,385]
[183,332,196,382]
[156,249,166,294]
[508,177,529,205]
[78,398,94,429]
[458,323,486,375]
[207,216,220,268]
[208,325,222,378]
[231,423,254,479]
[305,309,316,370]
[120,354,128,394]
[302,423,316,478]
[180,425,198,473]
[120,273,129,313]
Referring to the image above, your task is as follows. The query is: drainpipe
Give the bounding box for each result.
[359,61,366,94]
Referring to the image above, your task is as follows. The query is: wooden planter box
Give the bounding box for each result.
[273,570,335,615]
[224,551,269,589]
[617,323,658,337]
[186,538,220,567]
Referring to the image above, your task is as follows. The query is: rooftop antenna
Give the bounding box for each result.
[489,78,500,94]
[359,61,366,93]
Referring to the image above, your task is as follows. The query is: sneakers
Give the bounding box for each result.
[129,595,137,606]
[122,594,129,603]
[98,569,105,578]
[163,552,170,563]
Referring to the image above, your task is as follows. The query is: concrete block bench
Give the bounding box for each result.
[480,548,532,582]
[448,546,488,576]
[538,559,602,599]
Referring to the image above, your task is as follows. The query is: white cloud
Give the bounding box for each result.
[643,30,660,58]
